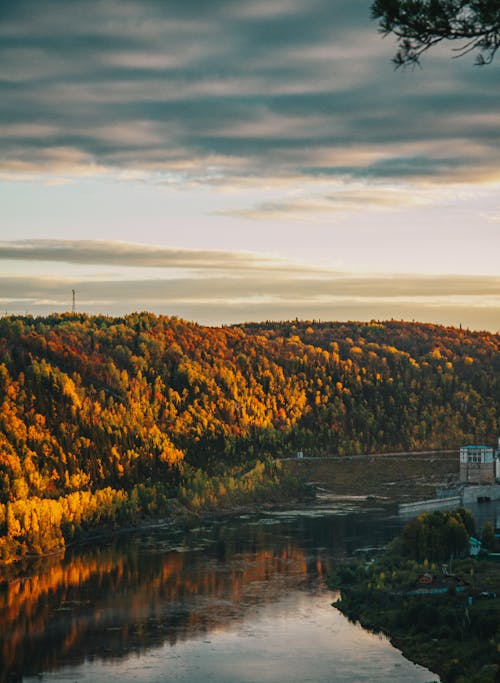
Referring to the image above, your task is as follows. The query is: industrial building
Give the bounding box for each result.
[459,440,500,484]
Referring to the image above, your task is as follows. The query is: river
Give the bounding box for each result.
[6,497,496,682]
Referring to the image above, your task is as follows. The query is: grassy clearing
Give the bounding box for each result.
[283,452,459,502]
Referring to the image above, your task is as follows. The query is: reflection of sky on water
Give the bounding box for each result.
[24,593,438,683]
[8,502,498,682]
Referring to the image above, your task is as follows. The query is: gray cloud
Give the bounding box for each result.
[0,241,499,303]
[0,239,291,271]
[218,185,442,219]
[1,272,500,299]
[2,240,499,305]
[1,274,498,331]
[1,0,499,185]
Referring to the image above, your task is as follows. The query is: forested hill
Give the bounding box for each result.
[0,314,498,561]
[1,313,499,502]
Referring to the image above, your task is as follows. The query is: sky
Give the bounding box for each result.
[1,0,499,331]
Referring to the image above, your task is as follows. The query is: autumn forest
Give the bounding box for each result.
[0,314,498,563]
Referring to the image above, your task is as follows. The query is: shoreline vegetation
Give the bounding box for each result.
[0,448,457,569]
[0,313,498,566]
[0,457,310,566]
[329,510,500,683]
[0,448,457,570]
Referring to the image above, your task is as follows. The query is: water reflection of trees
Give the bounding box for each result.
[0,523,333,682]
[0,510,404,681]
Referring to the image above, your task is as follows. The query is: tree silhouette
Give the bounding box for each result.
[371,0,500,66]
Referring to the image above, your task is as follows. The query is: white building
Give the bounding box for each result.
[460,440,500,484]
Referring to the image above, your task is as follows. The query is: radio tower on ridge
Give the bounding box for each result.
[72,289,76,314]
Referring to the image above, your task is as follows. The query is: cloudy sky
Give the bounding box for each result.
[1,0,499,330]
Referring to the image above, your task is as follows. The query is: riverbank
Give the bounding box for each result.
[334,562,500,683]
[0,449,458,568]
[329,512,500,683]
[0,457,312,571]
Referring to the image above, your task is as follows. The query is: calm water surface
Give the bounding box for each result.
[3,497,478,683]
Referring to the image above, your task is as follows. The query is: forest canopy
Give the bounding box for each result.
[0,314,498,561]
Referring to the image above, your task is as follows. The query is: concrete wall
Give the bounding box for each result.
[462,485,500,503]
[460,461,495,484]
[399,496,462,516]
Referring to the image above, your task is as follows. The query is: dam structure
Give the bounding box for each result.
[399,439,500,516]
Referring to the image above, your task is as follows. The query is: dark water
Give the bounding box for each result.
[2,498,468,683]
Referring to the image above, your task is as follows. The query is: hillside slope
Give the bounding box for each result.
[0,314,498,561]
[0,314,498,501]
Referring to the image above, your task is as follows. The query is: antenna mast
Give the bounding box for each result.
[72,289,76,314]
